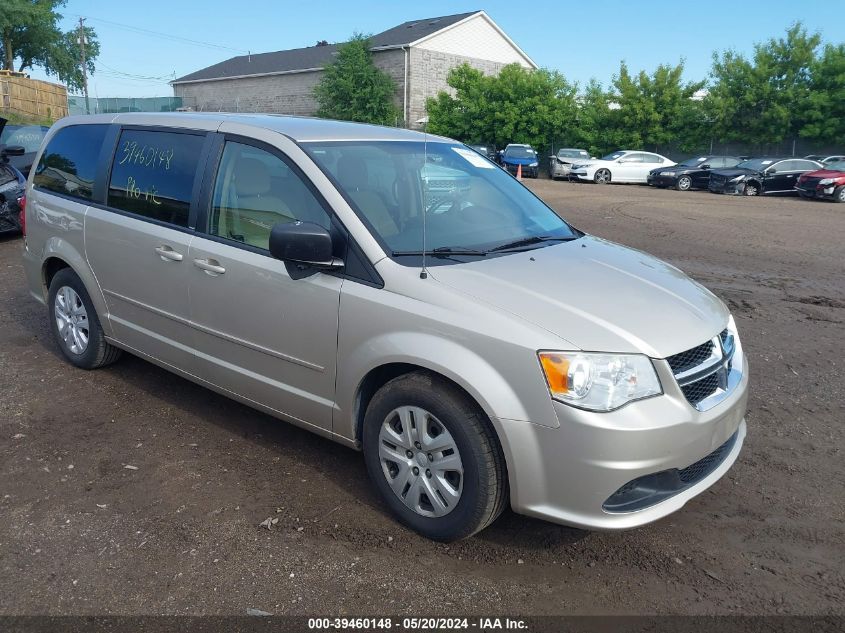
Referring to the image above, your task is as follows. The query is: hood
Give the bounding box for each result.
[711,167,758,178]
[801,168,845,179]
[650,165,691,174]
[429,236,728,358]
[502,155,538,165]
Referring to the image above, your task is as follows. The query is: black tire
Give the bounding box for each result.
[48,268,122,369]
[594,168,611,184]
[676,175,692,191]
[744,181,760,196]
[362,371,507,541]
[834,185,845,203]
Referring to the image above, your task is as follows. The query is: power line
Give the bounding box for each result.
[72,14,249,54]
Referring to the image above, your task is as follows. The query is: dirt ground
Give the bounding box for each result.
[0,180,843,616]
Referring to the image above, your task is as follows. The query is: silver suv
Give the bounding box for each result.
[22,114,748,541]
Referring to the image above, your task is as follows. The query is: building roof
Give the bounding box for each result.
[172,11,481,84]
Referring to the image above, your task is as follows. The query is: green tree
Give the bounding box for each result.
[707,23,820,148]
[314,33,400,125]
[427,63,578,153]
[0,0,99,92]
[802,43,845,144]
[611,60,705,151]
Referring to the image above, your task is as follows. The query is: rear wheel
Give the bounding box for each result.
[676,175,692,191]
[362,371,507,541]
[48,268,122,369]
[594,168,611,184]
[834,185,845,203]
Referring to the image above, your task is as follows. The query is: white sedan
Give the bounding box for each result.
[570,150,675,184]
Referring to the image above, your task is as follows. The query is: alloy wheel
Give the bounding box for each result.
[677,176,692,191]
[377,406,464,518]
[54,286,89,355]
[744,183,759,196]
[594,169,611,184]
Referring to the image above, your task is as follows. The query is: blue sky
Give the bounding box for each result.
[28,0,845,98]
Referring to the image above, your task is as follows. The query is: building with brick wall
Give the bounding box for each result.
[170,11,536,127]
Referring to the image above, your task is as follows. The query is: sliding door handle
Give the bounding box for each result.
[193,258,226,275]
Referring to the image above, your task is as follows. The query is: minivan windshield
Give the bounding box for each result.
[304,141,578,259]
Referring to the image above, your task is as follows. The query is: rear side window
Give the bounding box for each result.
[33,124,108,201]
[107,129,204,227]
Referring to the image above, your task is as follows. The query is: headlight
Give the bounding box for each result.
[538,352,662,412]
[819,178,834,185]
[529,162,538,167]
[730,175,745,182]
[662,171,676,177]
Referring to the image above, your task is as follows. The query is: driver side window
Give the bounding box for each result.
[209,141,330,250]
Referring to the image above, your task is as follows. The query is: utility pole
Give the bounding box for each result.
[78,17,90,115]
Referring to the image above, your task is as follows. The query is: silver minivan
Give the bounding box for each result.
[21,114,748,541]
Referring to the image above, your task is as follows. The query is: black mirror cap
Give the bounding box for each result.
[269,221,338,268]
[700,164,711,169]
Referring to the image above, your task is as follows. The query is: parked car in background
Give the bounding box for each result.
[795,159,845,202]
[500,144,539,178]
[647,155,741,191]
[549,148,590,180]
[468,144,497,162]
[570,150,674,184]
[804,154,845,165]
[0,118,28,234]
[0,119,50,177]
[708,157,822,196]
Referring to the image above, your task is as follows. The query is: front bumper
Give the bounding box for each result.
[569,170,591,181]
[647,173,677,187]
[708,179,744,195]
[551,163,573,178]
[495,352,749,530]
[504,163,538,178]
[795,184,836,199]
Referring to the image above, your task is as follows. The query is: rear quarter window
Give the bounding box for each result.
[33,124,109,201]
[107,129,205,227]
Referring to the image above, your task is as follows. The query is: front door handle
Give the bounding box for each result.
[193,258,226,275]
[155,245,183,262]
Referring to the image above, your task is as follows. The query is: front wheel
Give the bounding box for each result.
[834,185,845,203]
[362,371,507,541]
[743,181,760,196]
[676,175,692,191]
[594,168,611,184]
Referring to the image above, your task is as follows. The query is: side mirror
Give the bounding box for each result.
[268,221,342,270]
[0,145,25,158]
[700,164,711,169]
[766,167,777,174]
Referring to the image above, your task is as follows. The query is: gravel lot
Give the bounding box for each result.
[1,180,843,616]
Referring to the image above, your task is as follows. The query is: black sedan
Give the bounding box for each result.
[648,155,741,191]
[708,157,823,196]
[0,119,49,177]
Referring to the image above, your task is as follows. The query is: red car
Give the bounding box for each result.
[795,159,845,202]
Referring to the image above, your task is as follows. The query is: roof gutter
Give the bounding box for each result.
[171,66,324,86]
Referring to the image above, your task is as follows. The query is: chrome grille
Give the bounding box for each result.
[667,340,715,374]
[668,329,733,410]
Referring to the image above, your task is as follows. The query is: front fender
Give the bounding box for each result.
[335,331,556,443]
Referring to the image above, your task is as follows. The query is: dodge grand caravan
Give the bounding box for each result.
[22,114,748,541]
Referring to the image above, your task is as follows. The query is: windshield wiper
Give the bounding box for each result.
[486,235,577,252]
[392,246,487,257]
